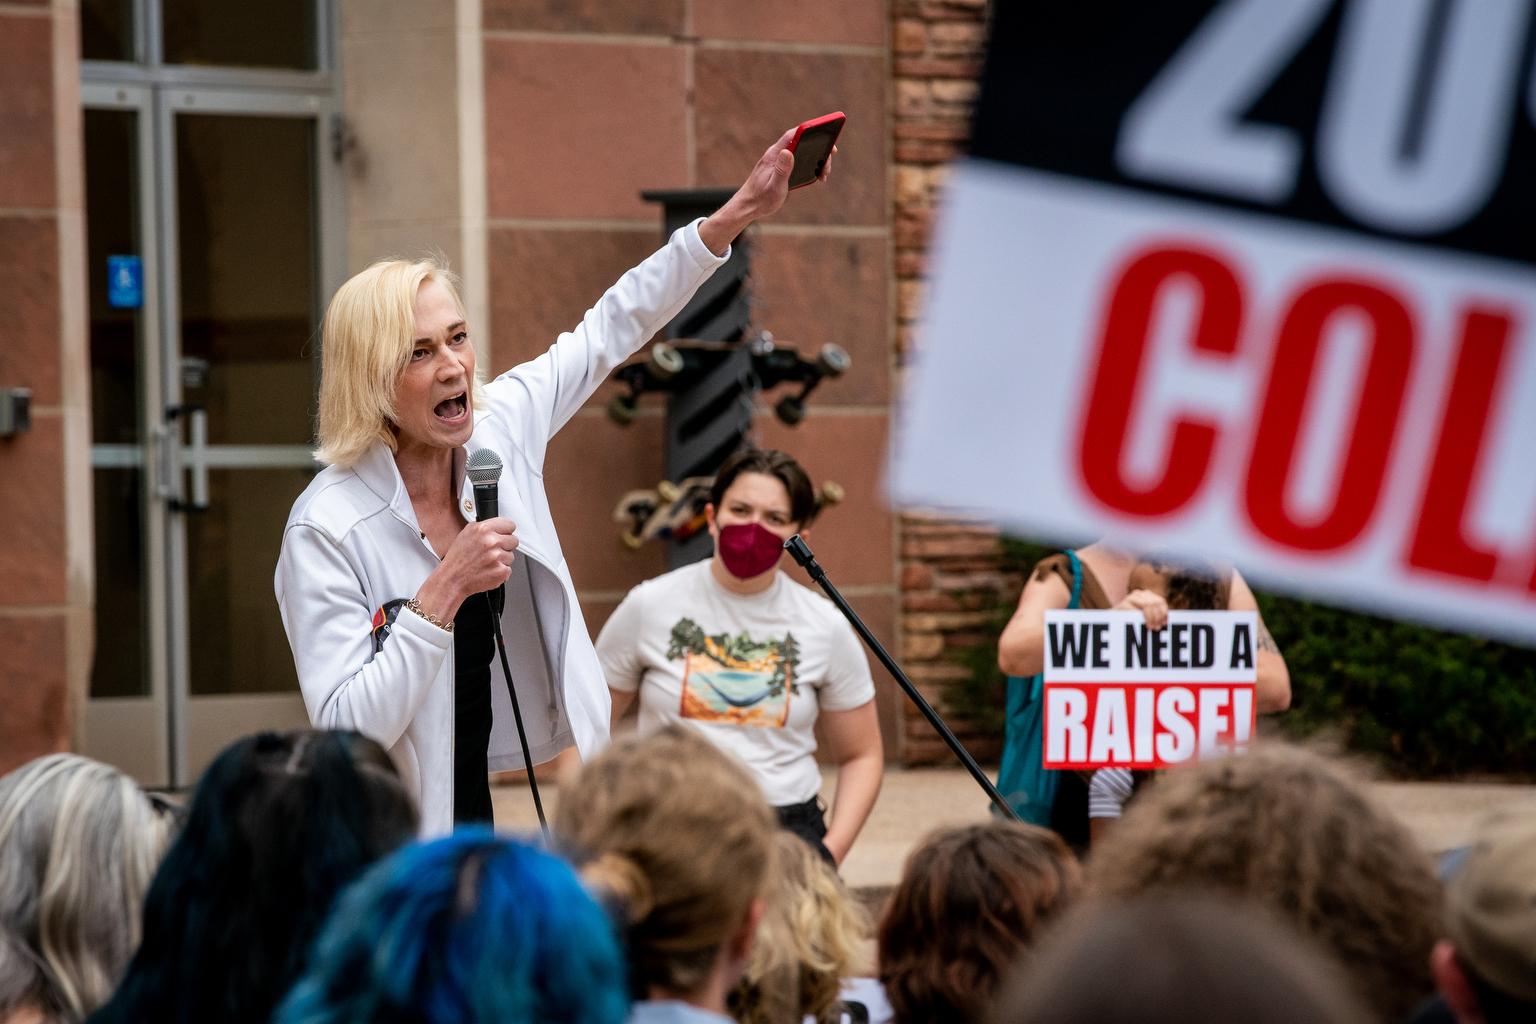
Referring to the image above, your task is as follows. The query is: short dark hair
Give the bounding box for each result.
[709,447,818,527]
[1128,558,1232,610]
[878,822,1081,1024]
[90,730,418,1024]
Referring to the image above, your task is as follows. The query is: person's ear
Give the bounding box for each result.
[1431,941,1485,1024]
[731,896,766,961]
[705,502,718,540]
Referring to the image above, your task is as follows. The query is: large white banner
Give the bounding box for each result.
[891,1,1536,645]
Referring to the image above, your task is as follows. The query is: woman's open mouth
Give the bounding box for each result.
[433,392,468,423]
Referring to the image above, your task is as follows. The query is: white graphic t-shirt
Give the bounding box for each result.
[597,560,876,806]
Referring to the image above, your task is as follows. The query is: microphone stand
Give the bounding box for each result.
[784,535,1021,822]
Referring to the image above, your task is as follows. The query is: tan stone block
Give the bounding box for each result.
[894,166,928,206]
[903,632,944,661]
[929,20,988,57]
[751,234,890,405]
[545,413,667,594]
[894,18,927,54]
[757,413,894,588]
[930,78,980,108]
[893,138,961,165]
[895,80,930,120]
[484,0,684,35]
[892,56,982,80]
[0,16,55,209]
[487,227,659,370]
[0,416,66,605]
[484,40,687,220]
[0,216,60,405]
[580,596,621,642]
[695,0,885,47]
[839,590,901,758]
[901,560,934,590]
[694,50,885,227]
[897,279,924,322]
[0,614,68,774]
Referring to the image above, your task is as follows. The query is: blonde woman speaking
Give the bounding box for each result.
[276,130,831,835]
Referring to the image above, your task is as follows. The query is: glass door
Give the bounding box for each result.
[161,88,339,782]
[82,84,170,784]
[81,79,341,786]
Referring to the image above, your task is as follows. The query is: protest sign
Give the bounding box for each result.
[891,1,1536,644]
[1043,610,1257,770]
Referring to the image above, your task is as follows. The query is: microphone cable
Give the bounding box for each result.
[486,590,550,841]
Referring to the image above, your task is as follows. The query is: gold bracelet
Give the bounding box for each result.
[405,597,454,633]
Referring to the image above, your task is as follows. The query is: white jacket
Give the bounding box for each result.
[275,220,728,834]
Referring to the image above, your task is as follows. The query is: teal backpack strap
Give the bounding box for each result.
[1064,549,1084,610]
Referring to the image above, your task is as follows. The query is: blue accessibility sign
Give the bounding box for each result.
[107,255,143,309]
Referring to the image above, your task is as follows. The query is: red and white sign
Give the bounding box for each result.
[1043,610,1256,770]
[890,3,1536,644]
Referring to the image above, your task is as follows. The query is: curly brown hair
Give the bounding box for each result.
[877,821,1081,1024]
[1088,743,1443,1022]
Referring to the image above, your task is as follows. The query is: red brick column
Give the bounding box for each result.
[892,0,1014,763]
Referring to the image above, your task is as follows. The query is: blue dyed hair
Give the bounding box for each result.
[276,828,630,1024]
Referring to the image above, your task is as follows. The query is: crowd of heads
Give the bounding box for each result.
[2,725,1534,1024]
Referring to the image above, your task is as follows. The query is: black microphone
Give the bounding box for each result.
[466,448,505,615]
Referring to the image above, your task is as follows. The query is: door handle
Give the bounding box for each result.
[165,404,209,513]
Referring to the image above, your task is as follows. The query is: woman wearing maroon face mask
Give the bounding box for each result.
[597,447,883,866]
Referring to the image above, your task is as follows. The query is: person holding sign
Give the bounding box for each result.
[1085,558,1288,841]
[993,543,1289,846]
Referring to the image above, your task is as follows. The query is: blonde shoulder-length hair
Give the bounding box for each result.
[315,257,483,468]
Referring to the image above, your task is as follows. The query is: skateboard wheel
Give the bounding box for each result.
[817,343,851,377]
[774,395,806,426]
[621,531,644,550]
[657,480,680,501]
[607,395,637,426]
[649,342,684,380]
[818,481,845,507]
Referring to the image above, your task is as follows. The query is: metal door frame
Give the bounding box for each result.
[81,81,173,784]
[81,1,343,786]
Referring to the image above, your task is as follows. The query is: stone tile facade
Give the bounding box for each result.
[481,1,901,753]
[0,1,88,774]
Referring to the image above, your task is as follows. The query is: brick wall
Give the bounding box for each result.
[892,0,1016,763]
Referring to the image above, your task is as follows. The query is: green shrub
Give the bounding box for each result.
[948,538,1536,779]
[1259,592,1536,778]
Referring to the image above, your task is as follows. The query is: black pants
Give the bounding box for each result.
[453,595,495,824]
[775,796,835,866]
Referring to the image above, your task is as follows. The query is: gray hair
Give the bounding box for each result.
[0,754,172,1021]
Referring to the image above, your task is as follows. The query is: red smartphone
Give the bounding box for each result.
[787,112,846,189]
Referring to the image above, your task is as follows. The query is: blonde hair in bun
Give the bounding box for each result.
[557,725,776,997]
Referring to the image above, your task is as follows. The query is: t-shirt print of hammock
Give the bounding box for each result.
[668,618,801,728]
